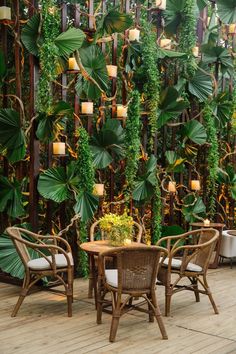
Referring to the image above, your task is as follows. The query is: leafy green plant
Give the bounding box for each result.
[182,194,206,222]
[216,0,236,24]
[157,87,189,128]
[141,20,160,149]
[217,166,236,200]
[0,109,26,162]
[99,9,132,35]
[181,120,207,145]
[204,103,219,217]
[0,176,25,218]
[90,119,125,169]
[125,90,141,194]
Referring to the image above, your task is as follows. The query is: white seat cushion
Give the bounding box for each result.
[161,257,202,272]
[27,252,74,270]
[105,269,118,287]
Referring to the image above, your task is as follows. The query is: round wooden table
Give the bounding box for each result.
[190,222,225,268]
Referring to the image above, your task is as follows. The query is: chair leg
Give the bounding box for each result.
[97,275,104,325]
[165,289,172,317]
[11,276,29,317]
[147,294,154,322]
[88,278,94,298]
[151,292,168,340]
[191,278,200,302]
[109,311,121,342]
[66,270,73,317]
[202,275,219,314]
[109,292,121,342]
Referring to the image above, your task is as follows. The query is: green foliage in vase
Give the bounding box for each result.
[178,0,197,78]
[125,90,141,195]
[99,213,134,246]
[141,20,160,150]
[37,0,60,113]
[204,103,219,217]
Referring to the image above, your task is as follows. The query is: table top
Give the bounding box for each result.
[190,222,225,228]
[80,240,146,255]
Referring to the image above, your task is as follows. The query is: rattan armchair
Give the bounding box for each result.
[6,227,74,317]
[156,228,219,317]
[88,220,143,298]
[97,246,168,342]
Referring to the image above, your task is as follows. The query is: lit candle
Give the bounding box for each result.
[106,65,117,78]
[192,46,199,57]
[168,181,176,193]
[68,57,79,71]
[93,183,104,196]
[156,0,166,10]
[124,238,132,245]
[53,142,66,155]
[160,39,171,49]
[81,102,94,115]
[129,28,140,42]
[228,24,236,34]
[203,219,210,227]
[191,180,201,191]
[117,105,128,118]
[0,6,11,20]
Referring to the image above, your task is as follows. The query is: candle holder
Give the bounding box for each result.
[93,183,105,197]
[160,39,172,49]
[192,46,199,58]
[203,218,210,227]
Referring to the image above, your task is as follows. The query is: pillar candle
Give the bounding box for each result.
[106,65,117,78]
[156,0,166,10]
[53,142,66,155]
[93,183,104,196]
[68,57,79,71]
[117,105,128,118]
[129,29,140,42]
[228,24,236,34]
[191,180,201,191]
[160,39,171,49]
[192,46,199,57]
[168,181,176,193]
[81,102,94,114]
[203,219,210,227]
[0,6,11,20]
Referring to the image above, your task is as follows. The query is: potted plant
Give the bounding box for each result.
[99,213,134,246]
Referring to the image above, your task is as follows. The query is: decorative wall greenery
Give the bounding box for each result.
[0,0,236,280]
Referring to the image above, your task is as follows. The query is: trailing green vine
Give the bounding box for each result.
[37,0,60,113]
[204,103,219,218]
[76,127,95,277]
[125,90,141,197]
[142,20,161,150]
[152,178,162,244]
[178,0,197,79]
[231,59,236,133]
[76,127,95,193]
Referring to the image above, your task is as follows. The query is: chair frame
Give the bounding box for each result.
[88,220,143,298]
[6,227,74,317]
[97,246,168,342]
[156,228,219,317]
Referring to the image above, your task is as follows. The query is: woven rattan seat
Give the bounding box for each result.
[6,227,74,317]
[156,228,219,317]
[97,246,168,342]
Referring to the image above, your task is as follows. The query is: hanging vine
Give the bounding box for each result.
[178,0,197,79]
[204,103,219,217]
[125,90,141,197]
[231,59,236,133]
[76,127,96,277]
[37,0,60,113]
[142,20,161,150]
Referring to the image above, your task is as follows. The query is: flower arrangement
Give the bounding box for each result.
[99,213,134,246]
